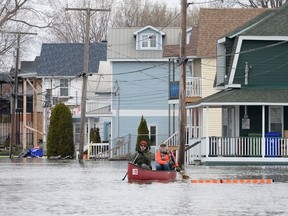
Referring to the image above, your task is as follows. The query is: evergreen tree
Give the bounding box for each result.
[95,127,101,143]
[90,127,96,143]
[46,103,74,158]
[136,115,150,151]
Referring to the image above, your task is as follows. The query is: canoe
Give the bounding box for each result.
[127,162,177,182]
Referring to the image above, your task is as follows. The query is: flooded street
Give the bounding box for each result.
[1,158,288,216]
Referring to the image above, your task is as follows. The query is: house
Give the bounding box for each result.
[187,4,288,165]
[0,73,13,146]
[163,8,266,150]
[36,43,109,154]
[107,25,186,153]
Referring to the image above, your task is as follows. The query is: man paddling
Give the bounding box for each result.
[134,140,152,170]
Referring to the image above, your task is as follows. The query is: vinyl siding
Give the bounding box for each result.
[201,58,219,97]
[202,108,222,137]
[112,115,171,152]
[201,58,222,137]
[107,27,181,60]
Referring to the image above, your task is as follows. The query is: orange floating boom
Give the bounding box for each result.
[191,179,273,184]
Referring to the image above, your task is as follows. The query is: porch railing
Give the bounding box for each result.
[169,77,202,99]
[190,136,288,158]
[186,77,202,97]
[187,136,288,164]
[89,134,131,160]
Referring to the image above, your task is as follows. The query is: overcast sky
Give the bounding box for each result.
[23,0,192,61]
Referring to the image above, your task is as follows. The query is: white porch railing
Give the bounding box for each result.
[187,136,288,164]
[86,100,111,113]
[87,134,131,160]
[186,77,202,97]
[162,128,189,147]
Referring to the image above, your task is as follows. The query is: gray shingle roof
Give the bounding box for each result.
[37,43,107,77]
[188,88,288,108]
[0,73,13,83]
[226,3,288,37]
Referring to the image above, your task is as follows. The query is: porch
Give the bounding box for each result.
[186,136,288,165]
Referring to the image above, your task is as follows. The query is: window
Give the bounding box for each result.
[270,106,282,134]
[60,79,69,97]
[149,125,157,146]
[141,34,157,49]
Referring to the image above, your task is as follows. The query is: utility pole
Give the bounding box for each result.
[1,31,37,158]
[65,3,110,163]
[178,0,188,169]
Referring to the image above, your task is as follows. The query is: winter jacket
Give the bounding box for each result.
[134,147,152,169]
[155,149,178,167]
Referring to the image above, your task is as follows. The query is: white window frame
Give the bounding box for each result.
[59,79,69,97]
[140,33,157,49]
[149,125,158,146]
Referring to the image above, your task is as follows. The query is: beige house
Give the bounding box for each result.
[164,8,267,163]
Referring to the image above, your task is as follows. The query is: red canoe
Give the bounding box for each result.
[127,162,177,182]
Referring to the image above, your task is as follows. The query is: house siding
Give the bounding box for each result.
[234,40,288,86]
[108,27,181,60]
[202,108,222,137]
[201,58,222,137]
[110,60,170,150]
[202,59,219,97]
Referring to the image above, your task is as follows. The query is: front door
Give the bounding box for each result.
[269,106,283,135]
[222,106,235,137]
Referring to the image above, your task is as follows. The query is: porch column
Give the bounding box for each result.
[188,108,192,143]
[262,105,265,158]
[205,106,209,158]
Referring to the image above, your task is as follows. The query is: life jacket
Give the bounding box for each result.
[156,149,178,167]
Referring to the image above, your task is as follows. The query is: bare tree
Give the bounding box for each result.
[235,0,287,8]
[45,0,113,43]
[0,0,55,72]
[112,0,198,28]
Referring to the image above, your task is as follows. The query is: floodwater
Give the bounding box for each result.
[0,158,288,216]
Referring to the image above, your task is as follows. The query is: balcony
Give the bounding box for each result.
[169,77,202,102]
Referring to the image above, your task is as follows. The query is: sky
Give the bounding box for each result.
[23,0,208,61]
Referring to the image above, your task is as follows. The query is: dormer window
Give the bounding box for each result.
[133,25,165,51]
[141,34,156,49]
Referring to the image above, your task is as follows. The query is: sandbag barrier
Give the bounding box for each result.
[191,179,273,184]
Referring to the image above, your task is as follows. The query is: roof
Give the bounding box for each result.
[37,43,107,77]
[187,87,288,108]
[193,8,267,57]
[133,25,165,35]
[226,4,288,38]
[107,26,180,60]
[163,26,198,58]
[0,73,13,83]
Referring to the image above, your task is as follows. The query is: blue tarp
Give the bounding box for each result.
[30,148,43,157]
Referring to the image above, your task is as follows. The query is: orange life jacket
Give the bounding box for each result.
[156,150,178,167]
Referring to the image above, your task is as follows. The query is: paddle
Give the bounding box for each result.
[122,153,139,181]
[169,150,190,179]
[178,170,190,179]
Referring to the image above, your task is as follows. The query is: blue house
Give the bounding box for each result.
[107,25,183,154]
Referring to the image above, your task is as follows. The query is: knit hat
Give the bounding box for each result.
[140,140,147,146]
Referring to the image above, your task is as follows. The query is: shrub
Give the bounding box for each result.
[46,103,74,158]
[135,115,150,151]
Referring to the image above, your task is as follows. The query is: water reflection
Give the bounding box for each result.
[0,158,288,216]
